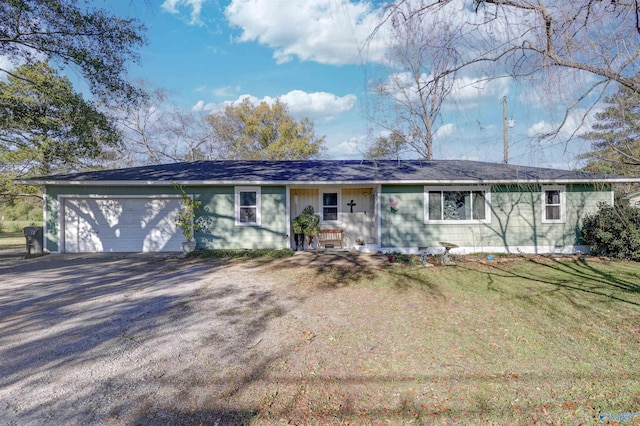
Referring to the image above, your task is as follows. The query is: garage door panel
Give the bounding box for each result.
[63,197,183,253]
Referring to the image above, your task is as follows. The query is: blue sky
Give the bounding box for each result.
[90,0,598,169]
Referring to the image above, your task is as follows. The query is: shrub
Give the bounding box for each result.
[581,203,640,260]
[388,251,423,266]
[173,185,201,241]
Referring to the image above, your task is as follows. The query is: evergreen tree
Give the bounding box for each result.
[579,78,640,176]
[1,0,146,105]
[0,62,121,200]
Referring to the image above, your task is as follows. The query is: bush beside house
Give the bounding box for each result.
[581,203,640,261]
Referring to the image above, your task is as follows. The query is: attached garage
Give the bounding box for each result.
[61,196,183,253]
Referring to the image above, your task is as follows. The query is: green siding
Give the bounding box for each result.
[44,182,610,253]
[44,185,287,252]
[380,184,611,252]
[193,186,287,250]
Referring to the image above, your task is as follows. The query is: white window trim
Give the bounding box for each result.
[541,185,566,224]
[319,189,342,224]
[235,186,261,226]
[423,186,492,224]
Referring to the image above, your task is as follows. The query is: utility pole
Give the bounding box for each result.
[503,96,508,164]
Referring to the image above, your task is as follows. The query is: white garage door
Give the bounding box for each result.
[62,197,183,253]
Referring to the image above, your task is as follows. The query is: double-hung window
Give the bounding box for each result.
[235,187,261,226]
[542,186,565,223]
[321,191,340,222]
[424,187,490,223]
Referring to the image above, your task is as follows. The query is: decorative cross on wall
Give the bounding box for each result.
[347,199,357,213]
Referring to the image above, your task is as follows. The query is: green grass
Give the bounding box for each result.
[243,256,640,424]
[0,231,24,249]
[0,220,40,233]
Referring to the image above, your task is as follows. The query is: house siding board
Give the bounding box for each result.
[42,181,610,254]
[44,185,287,252]
[380,185,425,248]
[380,183,611,252]
[193,186,287,250]
[341,188,375,245]
[291,189,320,218]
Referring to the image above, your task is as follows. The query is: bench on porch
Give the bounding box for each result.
[317,229,344,250]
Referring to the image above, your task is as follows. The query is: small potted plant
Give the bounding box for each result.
[386,251,397,263]
[174,185,202,253]
[292,215,305,251]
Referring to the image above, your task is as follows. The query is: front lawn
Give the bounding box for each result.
[3,253,638,424]
[0,231,24,249]
[238,256,640,424]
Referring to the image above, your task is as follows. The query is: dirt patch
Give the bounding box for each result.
[0,254,282,424]
[285,251,389,267]
[0,252,424,424]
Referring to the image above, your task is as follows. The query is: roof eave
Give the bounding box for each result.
[15,177,640,186]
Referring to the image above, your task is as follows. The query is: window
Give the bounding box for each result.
[235,187,261,226]
[321,191,339,222]
[424,187,490,223]
[542,186,565,223]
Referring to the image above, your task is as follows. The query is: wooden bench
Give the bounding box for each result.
[317,229,344,250]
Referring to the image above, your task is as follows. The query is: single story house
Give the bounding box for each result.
[17,160,640,255]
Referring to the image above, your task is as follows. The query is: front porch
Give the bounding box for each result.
[289,186,379,252]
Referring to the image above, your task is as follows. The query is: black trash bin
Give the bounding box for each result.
[24,226,44,255]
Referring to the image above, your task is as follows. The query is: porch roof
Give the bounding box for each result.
[17,160,638,186]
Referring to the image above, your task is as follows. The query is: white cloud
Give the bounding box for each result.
[224,0,388,65]
[279,90,356,120]
[192,100,207,112]
[447,76,510,109]
[192,90,356,121]
[212,85,241,97]
[329,135,366,159]
[434,123,455,139]
[526,106,594,139]
[161,0,207,25]
[526,120,554,137]
[221,0,520,67]
[376,71,511,111]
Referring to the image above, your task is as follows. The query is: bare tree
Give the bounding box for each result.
[375,0,640,145]
[369,0,457,160]
[114,83,212,165]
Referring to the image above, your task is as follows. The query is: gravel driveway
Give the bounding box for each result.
[0,253,299,425]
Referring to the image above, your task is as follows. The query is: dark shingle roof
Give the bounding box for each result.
[18,160,635,185]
